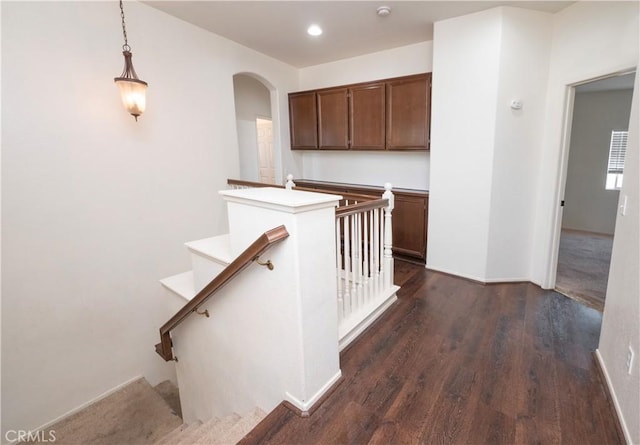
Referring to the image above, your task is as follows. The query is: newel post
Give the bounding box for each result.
[285,174,296,190]
[382,183,394,289]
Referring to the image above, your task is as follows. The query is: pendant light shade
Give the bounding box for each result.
[114,50,148,121]
[114,0,147,121]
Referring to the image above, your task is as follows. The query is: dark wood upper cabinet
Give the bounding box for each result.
[288,73,431,151]
[350,83,385,150]
[386,73,431,150]
[318,88,349,149]
[289,91,318,149]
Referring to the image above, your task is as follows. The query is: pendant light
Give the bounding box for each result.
[114,0,147,121]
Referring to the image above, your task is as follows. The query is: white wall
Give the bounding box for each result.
[597,71,640,445]
[485,7,553,281]
[233,75,272,182]
[525,2,638,440]
[531,1,639,287]
[563,89,633,235]
[428,7,551,282]
[0,2,4,437]
[299,41,433,90]
[301,151,428,190]
[427,8,502,280]
[1,1,298,437]
[297,42,432,190]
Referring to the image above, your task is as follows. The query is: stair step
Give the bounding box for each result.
[43,378,181,445]
[159,407,266,445]
[175,420,203,445]
[192,413,241,445]
[160,271,197,302]
[185,234,232,292]
[155,423,188,445]
[185,234,233,265]
[218,407,267,445]
[153,380,182,418]
[185,417,221,444]
[156,419,204,445]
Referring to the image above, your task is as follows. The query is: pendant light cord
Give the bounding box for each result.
[119,0,131,52]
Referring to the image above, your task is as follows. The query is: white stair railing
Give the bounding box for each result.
[335,183,397,349]
[225,177,400,350]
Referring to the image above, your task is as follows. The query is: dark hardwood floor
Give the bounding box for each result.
[241,261,621,445]
[556,228,614,312]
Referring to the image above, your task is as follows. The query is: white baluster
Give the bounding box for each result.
[363,210,370,305]
[343,215,351,317]
[355,211,363,310]
[373,207,378,292]
[349,215,359,311]
[285,174,296,190]
[336,217,343,321]
[382,183,394,290]
[373,207,380,297]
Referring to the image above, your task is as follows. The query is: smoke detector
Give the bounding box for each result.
[377,6,391,17]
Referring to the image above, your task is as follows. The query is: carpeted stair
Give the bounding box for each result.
[29,378,266,445]
[156,407,266,445]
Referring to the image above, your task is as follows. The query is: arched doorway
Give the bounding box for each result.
[232,73,276,184]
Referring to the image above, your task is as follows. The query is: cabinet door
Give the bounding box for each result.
[350,83,385,150]
[289,92,318,149]
[392,194,427,260]
[318,88,349,149]
[386,74,431,150]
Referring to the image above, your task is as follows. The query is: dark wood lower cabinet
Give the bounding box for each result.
[391,193,428,261]
[294,180,428,263]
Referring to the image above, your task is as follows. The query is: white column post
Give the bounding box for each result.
[219,187,342,415]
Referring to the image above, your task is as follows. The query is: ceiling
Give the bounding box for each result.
[145,1,573,68]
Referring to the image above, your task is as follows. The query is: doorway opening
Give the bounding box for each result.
[233,73,275,184]
[555,72,635,311]
[256,117,275,184]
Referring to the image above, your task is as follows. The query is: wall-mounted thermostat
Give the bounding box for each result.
[510,99,523,110]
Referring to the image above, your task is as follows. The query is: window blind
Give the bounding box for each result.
[607,130,628,174]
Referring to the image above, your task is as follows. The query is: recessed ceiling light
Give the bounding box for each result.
[307,24,323,36]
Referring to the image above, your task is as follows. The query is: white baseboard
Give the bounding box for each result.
[425,265,487,283]
[595,349,632,444]
[284,370,342,415]
[483,276,530,283]
[425,265,529,284]
[529,278,546,289]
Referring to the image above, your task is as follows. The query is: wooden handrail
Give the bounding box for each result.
[227,178,285,189]
[335,199,389,218]
[226,178,378,204]
[155,225,290,362]
[295,187,377,203]
[332,191,379,203]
